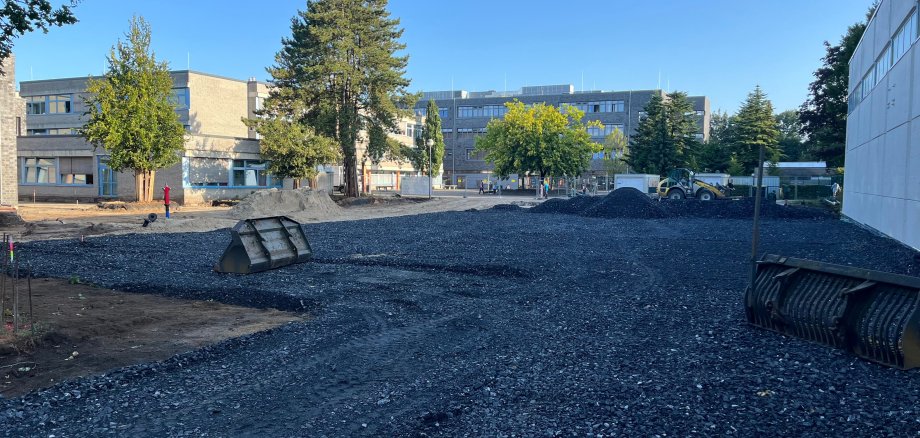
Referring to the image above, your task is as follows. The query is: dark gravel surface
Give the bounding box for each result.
[530,187,835,220]
[3,210,920,436]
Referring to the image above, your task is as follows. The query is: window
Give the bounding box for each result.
[439,107,450,118]
[187,157,229,187]
[406,123,414,138]
[231,159,275,187]
[853,8,920,112]
[414,108,427,117]
[169,88,190,110]
[694,133,705,140]
[457,128,486,138]
[27,127,77,135]
[25,95,72,114]
[587,123,625,139]
[563,100,624,113]
[892,9,918,63]
[21,158,57,184]
[59,157,94,185]
[458,105,506,118]
[874,44,892,80]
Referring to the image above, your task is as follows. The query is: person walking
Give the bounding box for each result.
[478,180,485,195]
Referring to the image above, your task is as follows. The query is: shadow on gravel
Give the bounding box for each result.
[313,256,529,278]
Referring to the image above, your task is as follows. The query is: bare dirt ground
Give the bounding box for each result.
[0,277,304,397]
[9,194,530,241]
[0,194,527,398]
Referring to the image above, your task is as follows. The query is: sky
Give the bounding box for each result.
[14,0,873,114]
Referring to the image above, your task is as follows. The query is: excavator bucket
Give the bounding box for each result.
[214,216,312,274]
[745,254,920,369]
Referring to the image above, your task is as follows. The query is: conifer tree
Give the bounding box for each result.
[732,86,780,173]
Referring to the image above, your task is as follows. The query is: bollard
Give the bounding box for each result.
[163,184,171,219]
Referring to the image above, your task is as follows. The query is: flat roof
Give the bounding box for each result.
[20,69,270,87]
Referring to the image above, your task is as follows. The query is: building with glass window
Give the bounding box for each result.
[17,70,422,203]
[0,55,24,207]
[844,0,920,250]
[414,85,710,188]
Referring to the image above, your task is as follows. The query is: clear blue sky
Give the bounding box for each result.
[14,0,873,113]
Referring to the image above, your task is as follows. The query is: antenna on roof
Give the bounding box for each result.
[187,52,190,70]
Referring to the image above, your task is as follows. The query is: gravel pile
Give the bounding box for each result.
[530,188,835,220]
[231,188,340,219]
[581,188,667,219]
[3,211,920,436]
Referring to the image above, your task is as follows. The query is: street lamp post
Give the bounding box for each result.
[426,139,434,199]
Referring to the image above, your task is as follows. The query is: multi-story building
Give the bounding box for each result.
[414,85,710,188]
[0,56,23,207]
[844,0,919,250]
[17,70,420,204]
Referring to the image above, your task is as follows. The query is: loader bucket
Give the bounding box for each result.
[745,254,920,369]
[214,216,312,274]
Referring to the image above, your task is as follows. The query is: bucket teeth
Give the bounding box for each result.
[746,254,920,370]
[214,216,313,274]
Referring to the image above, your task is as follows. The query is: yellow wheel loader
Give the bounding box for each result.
[656,168,730,200]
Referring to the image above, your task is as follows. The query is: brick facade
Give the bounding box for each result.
[0,56,24,205]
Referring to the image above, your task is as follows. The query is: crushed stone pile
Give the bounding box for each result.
[581,188,668,219]
[230,188,341,220]
[528,188,836,220]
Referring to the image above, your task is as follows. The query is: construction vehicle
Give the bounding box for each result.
[656,168,730,200]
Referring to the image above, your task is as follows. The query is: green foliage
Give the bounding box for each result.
[412,99,445,177]
[627,92,701,175]
[81,16,185,202]
[0,0,77,71]
[776,109,807,161]
[242,115,339,184]
[267,0,414,197]
[367,124,409,165]
[696,111,733,172]
[731,86,780,173]
[726,156,745,175]
[602,128,629,174]
[475,100,601,179]
[799,4,875,167]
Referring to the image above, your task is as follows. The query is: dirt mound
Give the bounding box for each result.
[231,188,341,219]
[489,203,523,212]
[337,195,427,208]
[530,196,599,215]
[581,188,667,219]
[660,198,835,220]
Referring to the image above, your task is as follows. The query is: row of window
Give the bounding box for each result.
[565,100,625,114]
[24,88,191,116]
[413,107,450,119]
[186,158,278,188]
[26,127,78,135]
[587,124,625,139]
[21,157,94,185]
[850,7,919,113]
[458,105,507,119]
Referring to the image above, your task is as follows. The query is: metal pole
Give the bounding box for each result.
[427,139,433,199]
[749,144,766,293]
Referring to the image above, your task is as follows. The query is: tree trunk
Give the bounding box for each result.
[292,179,301,189]
[345,149,358,197]
[134,170,156,202]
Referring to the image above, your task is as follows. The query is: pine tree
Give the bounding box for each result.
[627,92,699,175]
[413,99,445,177]
[82,16,185,202]
[268,0,414,197]
[732,86,780,173]
[696,111,733,172]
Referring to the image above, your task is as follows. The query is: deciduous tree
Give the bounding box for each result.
[82,16,185,202]
[475,101,600,179]
[243,113,339,189]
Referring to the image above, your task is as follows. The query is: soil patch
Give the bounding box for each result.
[337,195,429,208]
[0,278,303,398]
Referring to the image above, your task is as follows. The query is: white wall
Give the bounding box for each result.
[844,0,920,250]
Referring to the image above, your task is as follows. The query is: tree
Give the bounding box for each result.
[696,111,733,172]
[82,16,185,202]
[799,3,876,167]
[474,100,600,179]
[411,99,444,177]
[732,86,780,173]
[0,0,77,71]
[243,114,339,189]
[602,127,629,175]
[775,109,807,161]
[627,91,700,175]
[267,0,414,197]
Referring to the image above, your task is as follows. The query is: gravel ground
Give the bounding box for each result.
[3,209,920,436]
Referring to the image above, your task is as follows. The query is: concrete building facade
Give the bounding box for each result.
[18,70,421,204]
[845,0,920,249]
[0,56,24,206]
[415,86,710,188]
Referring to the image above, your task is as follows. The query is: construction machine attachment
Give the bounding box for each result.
[746,254,920,369]
[214,216,312,274]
